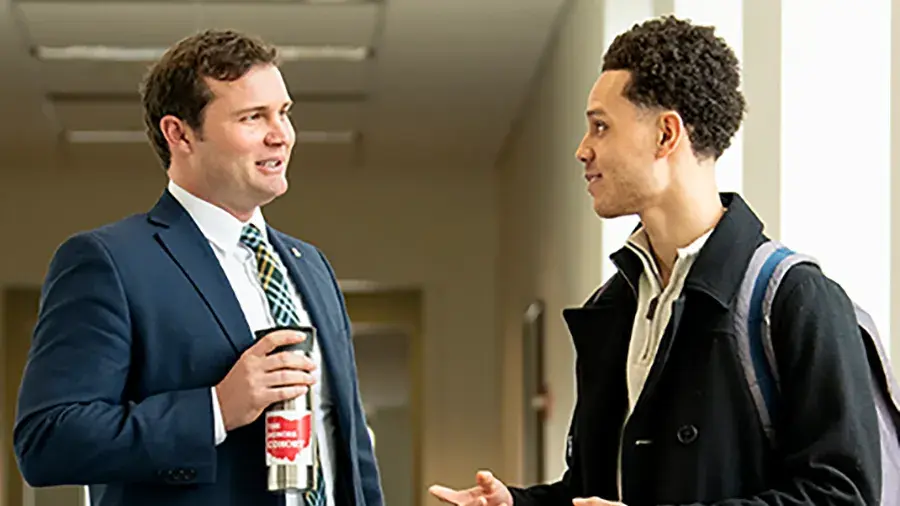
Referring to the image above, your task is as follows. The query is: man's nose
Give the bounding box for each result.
[575,144,593,164]
[266,118,292,145]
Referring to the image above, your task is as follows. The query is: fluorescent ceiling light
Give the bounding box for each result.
[37,46,164,63]
[35,45,370,63]
[65,129,357,144]
[278,45,370,61]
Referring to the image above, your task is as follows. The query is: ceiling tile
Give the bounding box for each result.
[202,4,380,46]
[37,59,369,95]
[38,61,151,95]
[53,100,143,130]
[17,1,380,47]
[17,2,205,46]
[279,61,370,94]
[51,97,363,132]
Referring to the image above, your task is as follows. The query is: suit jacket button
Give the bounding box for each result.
[677,424,698,444]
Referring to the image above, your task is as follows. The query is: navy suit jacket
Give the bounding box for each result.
[14,190,384,506]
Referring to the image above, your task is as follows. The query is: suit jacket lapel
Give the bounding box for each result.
[148,190,255,354]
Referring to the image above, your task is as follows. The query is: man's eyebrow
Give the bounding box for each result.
[586,108,608,119]
[234,105,268,116]
[233,102,293,116]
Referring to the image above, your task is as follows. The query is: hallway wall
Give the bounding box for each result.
[496,0,606,484]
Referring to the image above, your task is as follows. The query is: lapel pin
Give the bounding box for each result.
[291,247,302,258]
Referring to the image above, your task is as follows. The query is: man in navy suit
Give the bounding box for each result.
[13,29,384,506]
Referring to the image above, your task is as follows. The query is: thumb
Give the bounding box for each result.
[572,498,600,506]
[475,470,496,492]
[429,485,460,504]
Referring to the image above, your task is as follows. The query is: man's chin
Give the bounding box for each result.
[250,182,288,208]
[593,203,626,220]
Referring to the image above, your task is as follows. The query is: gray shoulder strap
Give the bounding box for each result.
[734,240,818,443]
[855,305,900,410]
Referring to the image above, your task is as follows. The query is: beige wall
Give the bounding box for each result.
[0,155,499,505]
[369,406,413,506]
[496,0,607,485]
[3,289,37,506]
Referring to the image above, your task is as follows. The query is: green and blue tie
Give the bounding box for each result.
[240,223,325,506]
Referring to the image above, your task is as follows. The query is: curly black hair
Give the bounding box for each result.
[601,15,745,161]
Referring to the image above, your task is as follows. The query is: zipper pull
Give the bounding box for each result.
[646,296,659,320]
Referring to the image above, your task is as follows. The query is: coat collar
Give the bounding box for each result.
[607,192,766,309]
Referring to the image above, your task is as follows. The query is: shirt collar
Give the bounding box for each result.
[607,193,767,308]
[167,179,268,254]
[623,225,713,279]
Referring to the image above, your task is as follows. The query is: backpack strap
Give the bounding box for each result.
[855,305,900,410]
[735,240,819,446]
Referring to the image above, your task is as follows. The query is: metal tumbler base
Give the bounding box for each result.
[268,464,316,493]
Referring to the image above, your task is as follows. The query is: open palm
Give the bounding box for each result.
[429,471,513,506]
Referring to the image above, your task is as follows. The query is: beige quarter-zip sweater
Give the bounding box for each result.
[616,226,712,498]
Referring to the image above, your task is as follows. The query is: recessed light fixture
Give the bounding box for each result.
[35,45,371,63]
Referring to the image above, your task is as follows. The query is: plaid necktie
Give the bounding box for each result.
[240,223,325,506]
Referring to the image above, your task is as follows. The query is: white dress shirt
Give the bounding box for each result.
[168,180,336,506]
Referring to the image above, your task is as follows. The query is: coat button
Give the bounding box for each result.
[677,424,698,444]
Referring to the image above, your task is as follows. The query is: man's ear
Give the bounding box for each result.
[655,111,684,159]
[159,115,196,157]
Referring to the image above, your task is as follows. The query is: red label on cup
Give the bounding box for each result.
[266,412,311,463]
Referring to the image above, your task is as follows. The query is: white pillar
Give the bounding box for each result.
[892,0,900,369]
[778,0,892,352]
[599,0,745,278]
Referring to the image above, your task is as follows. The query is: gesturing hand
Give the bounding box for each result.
[429,471,513,506]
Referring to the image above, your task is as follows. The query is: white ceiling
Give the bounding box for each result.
[0,0,568,172]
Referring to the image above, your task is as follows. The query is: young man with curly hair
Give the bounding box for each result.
[429,15,881,506]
